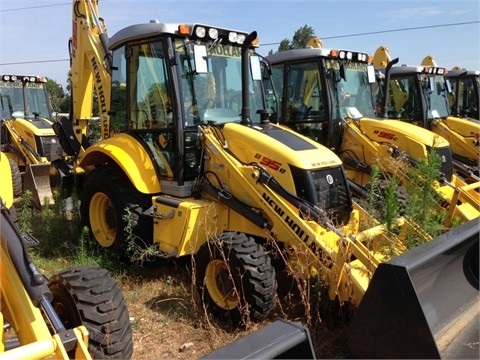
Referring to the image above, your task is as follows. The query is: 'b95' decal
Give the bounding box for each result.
[255,153,286,173]
[373,130,398,141]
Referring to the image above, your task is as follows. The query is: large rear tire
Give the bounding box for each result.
[80,164,152,252]
[195,232,277,326]
[48,266,133,359]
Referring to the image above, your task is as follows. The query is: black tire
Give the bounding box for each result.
[48,266,133,359]
[80,164,152,252]
[195,232,277,326]
[9,158,22,197]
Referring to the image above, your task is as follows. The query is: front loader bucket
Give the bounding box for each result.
[201,319,316,359]
[348,219,479,359]
[23,163,54,208]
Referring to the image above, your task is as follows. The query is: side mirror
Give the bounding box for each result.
[428,77,435,92]
[250,55,262,81]
[193,45,208,74]
[445,79,453,94]
[367,65,376,83]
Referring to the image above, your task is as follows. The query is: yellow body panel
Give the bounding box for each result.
[153,197,228,256]
[223,122,343,194]
[0,153,14,208]
[80,133,161,194]
[354,117,450,155]
[341,118,444,181]
[2,120,52,167]
[11,118,56,137]
[431,117,480,163]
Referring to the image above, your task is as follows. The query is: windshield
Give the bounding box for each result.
[384,75,424,121]
[109,35,265,183]
[0,80,51,120]
[177,39,265,126]
[327,60,376,119]
[451,76,479,118]
[421,74,450,118]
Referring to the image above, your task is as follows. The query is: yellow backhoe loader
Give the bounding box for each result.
[51,1,478,357]
[0,74,62,207]
[421,56,479,121]
[264,41,480,228]
[372,46,480,182]
[0,151,133,359]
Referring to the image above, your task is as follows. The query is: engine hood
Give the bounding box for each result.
[222,122,343,171]
[443,116,480,138]
[358,117,450,149]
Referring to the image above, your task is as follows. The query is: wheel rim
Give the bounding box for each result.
[89,192,117,247]
[204,259,239,310]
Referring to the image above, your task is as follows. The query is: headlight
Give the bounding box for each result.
[195,26,206,38]
[236,33,246,44]
[208,28,218,40]
[228,32,238,43]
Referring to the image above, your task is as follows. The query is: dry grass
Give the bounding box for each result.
[115,260,350,359]
[15,197,351,359]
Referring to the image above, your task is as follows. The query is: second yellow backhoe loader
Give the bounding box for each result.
[0,151,134,359]
[264,41,480,228]
[0,74,62,207]
[51,1,478,357]
[422,56,480,121]
[372,46,480,181]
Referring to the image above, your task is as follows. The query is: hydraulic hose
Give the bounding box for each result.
[257,170,345,238]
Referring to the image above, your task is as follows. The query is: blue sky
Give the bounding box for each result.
[1,0,479,87]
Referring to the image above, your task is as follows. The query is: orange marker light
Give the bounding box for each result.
[178,25,191,35]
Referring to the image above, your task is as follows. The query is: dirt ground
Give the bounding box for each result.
[118,259,350,359]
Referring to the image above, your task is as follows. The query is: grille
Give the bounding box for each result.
[37,136,62,162]
[292,165,352,227]
[435,146,453,181]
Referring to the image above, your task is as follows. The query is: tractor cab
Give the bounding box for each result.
[264,48,376,153]
[107,24,267,196]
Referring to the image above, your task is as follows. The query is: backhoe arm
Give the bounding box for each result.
[70,0,112,149]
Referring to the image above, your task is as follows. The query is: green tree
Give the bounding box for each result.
[45,78,65,116]
[278,38,291,52]
[277,25,317,52]
[59,75,72,114]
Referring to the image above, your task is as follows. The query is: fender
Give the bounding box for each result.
[79,133,161,194]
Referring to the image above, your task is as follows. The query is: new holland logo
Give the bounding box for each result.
[326,174,334,184]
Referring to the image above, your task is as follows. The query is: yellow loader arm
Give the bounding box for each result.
[70,0,112,148]
[199,124,426,306]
